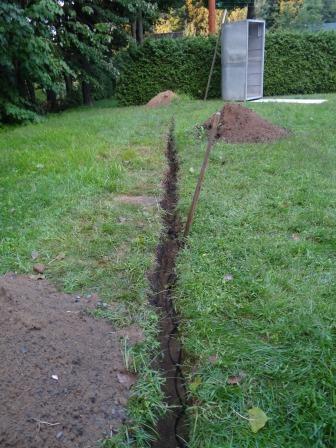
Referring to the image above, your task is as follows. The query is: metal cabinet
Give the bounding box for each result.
[221,20,265,101]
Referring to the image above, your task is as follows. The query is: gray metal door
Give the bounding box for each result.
[221,20,265,101]
[246,21,265,100]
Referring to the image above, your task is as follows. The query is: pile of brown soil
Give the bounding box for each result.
[146,90,177,108]
[0,274,136,448]
[204,103,288,143]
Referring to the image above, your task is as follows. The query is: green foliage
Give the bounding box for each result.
[116,31,336,104]
[323,0,336,22]
[265,31,336,95]
[174,96,336,447]
[0,1,63,123]
[0,98,172,447]
[185,0,209,36]
[0,0,175,123]
[2,91,336,447]
[257,0,280,28]
[52,0,124,106]
[154,8,184,33]
[275,0,323,31]
[0,101,40,124]
[116,36,220,104]
[261,0,336,31]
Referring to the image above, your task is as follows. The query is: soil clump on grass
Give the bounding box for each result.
[146,91,177,108]
[0,273,133,448]
[204,103,288,143]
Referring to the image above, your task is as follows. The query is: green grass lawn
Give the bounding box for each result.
[1,95,335,447]
[175,95,336,447]
[0,102,174,446]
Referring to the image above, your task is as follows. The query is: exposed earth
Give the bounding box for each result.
[149,124,188,448]
[0,273,137,448]
[204,103,288,143]
[146,90,177,108]
[115,194,158,206]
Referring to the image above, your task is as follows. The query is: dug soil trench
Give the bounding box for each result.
[149,123,188,448]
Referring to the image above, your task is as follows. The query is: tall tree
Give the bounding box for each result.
[185,0,209,36]
[53,0,134,106]
[295,0,323,29]
[208,0,216,33]
[321,0,336,22]
[257,0,280,28]
[118,0,158,44]
[247,0,256,19]
[0,1,64,122]
[274,0,323,31]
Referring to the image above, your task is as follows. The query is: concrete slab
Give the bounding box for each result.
[253,98,327,104]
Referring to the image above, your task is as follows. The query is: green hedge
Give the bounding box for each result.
[115,37,221,104]
[265,32,336,95]
[116,32,336,105]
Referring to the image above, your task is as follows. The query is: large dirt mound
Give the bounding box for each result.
[146,90,177,108]
[204,103,288,143]
[0,274,135,448]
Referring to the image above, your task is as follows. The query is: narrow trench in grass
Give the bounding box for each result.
[149,121,188,448]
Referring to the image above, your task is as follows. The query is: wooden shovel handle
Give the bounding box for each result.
[184,112,221,238]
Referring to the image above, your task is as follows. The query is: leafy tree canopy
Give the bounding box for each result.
[0,0,179,122]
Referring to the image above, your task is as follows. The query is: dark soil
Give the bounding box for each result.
[0,273,134,448]
[149,123,188,448]
[204,103,288,143]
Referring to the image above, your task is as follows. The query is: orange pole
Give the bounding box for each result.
[208,0,216,34]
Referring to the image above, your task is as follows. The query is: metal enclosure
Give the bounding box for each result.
[221,20,265,101]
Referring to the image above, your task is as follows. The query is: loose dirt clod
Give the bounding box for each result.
[0,274,132,448]
[146,91,177,108]
[33,263,45,274]
[204,103,288,143]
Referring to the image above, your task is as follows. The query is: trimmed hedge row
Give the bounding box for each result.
[115,32,336,105]
[265,32,336,95]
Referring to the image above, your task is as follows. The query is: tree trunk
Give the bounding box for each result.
[208,0,216,34]
[14,60,29,101]
[131,20,137,41]
[64,75,73,98]
[46,89,57,111]
[27,81,36,104]
[247,2,256,19]
[136,10,144,44]
[82,81,93,106]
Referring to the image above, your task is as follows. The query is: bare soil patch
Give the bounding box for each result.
[146,91,177,108]
[0,274,133,448]
[115,195,158,207]
[204,103,288,143]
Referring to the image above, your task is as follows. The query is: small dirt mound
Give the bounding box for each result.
[0,274,133,448]
[204,103,288,143]
[146,90,177,108]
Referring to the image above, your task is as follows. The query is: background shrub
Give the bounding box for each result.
[115,36,220,105]
[265,32,336,95]
[116,31,336,105]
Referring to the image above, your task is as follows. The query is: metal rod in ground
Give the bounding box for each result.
[183,112,221,239]
[204,9,227,102]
